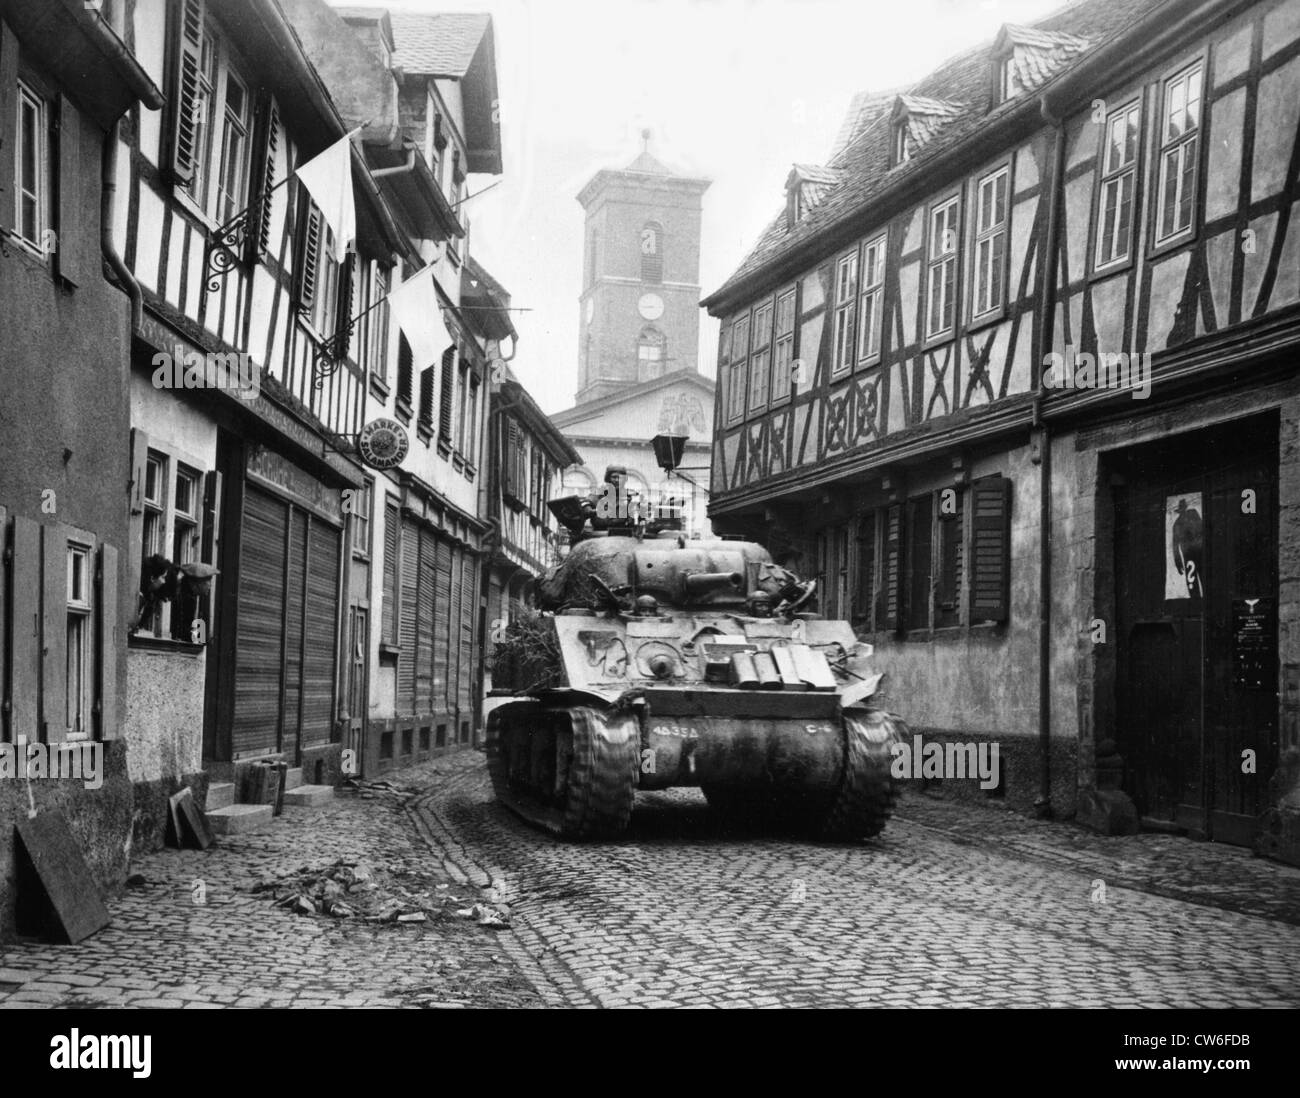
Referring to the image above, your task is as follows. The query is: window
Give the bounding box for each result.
[141,453,168,635]
[14,81,49,252]
[418,363,436,436]
[351,479,373,557]
[368,265,391,383]
[727,313,750,423]
[176,16,253,225]
[439,346,456,442]
[857,234,887,363]
[381,496,400,647]
[853,511,878,628]
[396,333,413,417]
[973,168,1008,318]
[466,374,481,466]
[1096,101,1141,268]
[66,543,93,738]
[771,288,797,402]
[169,466,202,641]
[926,195,960,339]
[832,251,858,374]
[298,203,340,339]
[637,327,666,380]
[640,221,663,282]
[748,300,774,412]
[998,55,1023,103]
[456,361,470,452]
[1155,61,1203,245]
[904,496,934,632]
[936,488,964,629]
[892,120,911,166]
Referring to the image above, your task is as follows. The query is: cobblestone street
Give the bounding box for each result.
[2,749,1299,1009]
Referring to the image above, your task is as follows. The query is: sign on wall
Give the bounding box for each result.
[1164,492,1204,599]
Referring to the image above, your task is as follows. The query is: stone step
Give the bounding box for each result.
[205,804,274,835]
[284,767,304,791]
[206,782,236,811]
[282,784,334,808]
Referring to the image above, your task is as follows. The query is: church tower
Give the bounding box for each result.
[574,132,711,405]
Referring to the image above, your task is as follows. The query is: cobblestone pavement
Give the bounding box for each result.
[0,761,542,1009]
[418,752,1300,1009]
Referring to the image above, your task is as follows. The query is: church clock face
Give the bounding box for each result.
[638,293,664,321]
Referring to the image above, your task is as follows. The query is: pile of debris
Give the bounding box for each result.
[250,858,510,928]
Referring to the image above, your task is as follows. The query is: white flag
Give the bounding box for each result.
[386,266,452,367]
[295,131,357,261]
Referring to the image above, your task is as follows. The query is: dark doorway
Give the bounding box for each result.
[1112,413,1278,845]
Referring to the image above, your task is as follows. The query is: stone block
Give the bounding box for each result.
[204,804,273,835]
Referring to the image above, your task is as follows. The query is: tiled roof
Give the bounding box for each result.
[1000,23,1094,93]
[827,89,902,161]
[388,11,491,76]
[624,149,675,175]
[706,0,1168,308]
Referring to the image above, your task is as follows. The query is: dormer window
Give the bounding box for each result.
[784,164,840,229]
[998,54,1024,103]
[892,120,912,166]
[991,25,1091,107]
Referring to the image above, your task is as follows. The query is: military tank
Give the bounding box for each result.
[485,467,908,840]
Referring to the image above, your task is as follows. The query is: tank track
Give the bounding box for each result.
[486,702,639,839]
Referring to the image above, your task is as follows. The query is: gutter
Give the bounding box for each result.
[74,0,165,110]
[1032,92,1068,820]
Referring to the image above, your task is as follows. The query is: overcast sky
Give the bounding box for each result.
[355,0,1071,414]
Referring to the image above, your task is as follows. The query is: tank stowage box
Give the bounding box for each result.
[486,484,910,840]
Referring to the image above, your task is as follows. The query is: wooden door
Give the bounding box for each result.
[1113,416,1277,844]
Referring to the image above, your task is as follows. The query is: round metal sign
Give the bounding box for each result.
[357,418,409,470]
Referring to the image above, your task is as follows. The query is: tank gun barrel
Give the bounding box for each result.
[682,571,743,599]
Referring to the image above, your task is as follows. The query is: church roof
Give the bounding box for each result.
[551,370,715,434]
[624,148,675,175]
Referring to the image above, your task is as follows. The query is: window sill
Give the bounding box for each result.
[463,463,476,481]
[394,398,413,427]
[379,642,401,657]
[437,439,452,458]
[417,422,434,445]
[174,189,219,235]
[921,329,955,353]
[128,634,206,656]
[1088,254,1135,284]
[1147,226,1198,264]
[369,374,391,403]
[967,305,1006,336]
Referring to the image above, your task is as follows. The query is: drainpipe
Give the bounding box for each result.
[371,148,417,178]
[101,121,140,334]
[1033,93,1067,820]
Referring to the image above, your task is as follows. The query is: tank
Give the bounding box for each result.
[485,468,909,840]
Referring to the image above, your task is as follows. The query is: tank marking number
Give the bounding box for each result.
[805,722,835,736]
[651,724,700,740]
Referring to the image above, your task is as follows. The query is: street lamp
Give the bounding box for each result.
[651,434,687,473]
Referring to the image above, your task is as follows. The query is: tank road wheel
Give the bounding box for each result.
[815,709,909,841]
[485,703,638,839]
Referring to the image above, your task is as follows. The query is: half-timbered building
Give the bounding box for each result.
[0,0,162,932]
[703,0,1300,863]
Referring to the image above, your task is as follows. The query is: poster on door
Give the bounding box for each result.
[1165,492,1204,599]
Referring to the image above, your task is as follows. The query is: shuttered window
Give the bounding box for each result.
[168,0,206,186]
[396,515,418,710]
[415,528,436,712]
[381,498,399,646]
[434,538,453,707]
[438,347,456,442]
[246,94,280,263]
[396,334,413,413]
[418,365,435,433]
[853,511,877,627]
[969,476,1012,623]
[904,497,933,632]
[881,503,903,632]
[936,488,964,629]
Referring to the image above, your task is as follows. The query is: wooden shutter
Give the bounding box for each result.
[937,489,964,625]
[334,252,356,357]
[438,347,456,440]
[56,97,94,286]
[232,486,286,757]
[418,365,435,429]
[381,499,399,646]
[297,203,322,312]
[450,545,465,714]
[881,503,903,633]
[396,515,418,711]
[853,511,876,623]
[127,428,149,627]
[434,537,452,706]
[97,543,118,738]
[301,518,340,747]
[458,550,475,715]
[415,528,436,712]
[168,0,206,185]
[41,523,69,743]
[969,476,1012,623]
[201,470,222,639]
[9,515,40,742]
[396,334,413,407]
[503,419,519,496]
[246,94,280,263]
